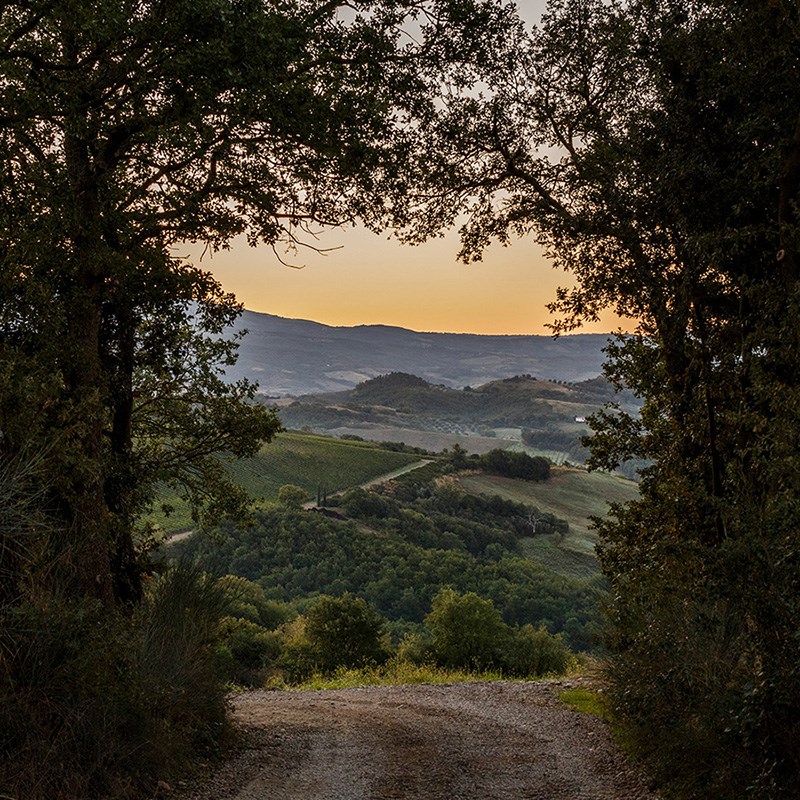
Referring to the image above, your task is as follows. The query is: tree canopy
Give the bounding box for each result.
[0,0,516,605]
[413,0,800,795]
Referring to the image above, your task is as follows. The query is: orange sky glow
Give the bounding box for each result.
[190,0,630,337]
[191,225,628,336]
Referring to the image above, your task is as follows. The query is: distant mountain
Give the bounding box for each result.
[224,310,613,395]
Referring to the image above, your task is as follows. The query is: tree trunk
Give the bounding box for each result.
[62,123,115,606]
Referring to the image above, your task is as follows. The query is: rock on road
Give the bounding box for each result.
[181,681,659,800]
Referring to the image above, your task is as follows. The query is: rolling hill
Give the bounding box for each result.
[151,431,423,535]
[279,372,641,466]
[222,310,614,395]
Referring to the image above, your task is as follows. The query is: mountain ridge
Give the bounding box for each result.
[224,310,614,395]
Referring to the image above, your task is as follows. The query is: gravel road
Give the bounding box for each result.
[180,680,659,800]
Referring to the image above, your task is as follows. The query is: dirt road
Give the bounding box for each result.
[302,459,434,509]
[181,681,658,800]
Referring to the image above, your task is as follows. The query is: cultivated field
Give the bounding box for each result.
[151,432,422,535]
[456,467,639,578]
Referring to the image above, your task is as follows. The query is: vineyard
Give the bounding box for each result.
[151,432,423,535]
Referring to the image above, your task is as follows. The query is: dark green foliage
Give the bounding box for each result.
[218,574,293,630]
[415,0,800,794]
[279,594,389,682]
[419,588,571,676]
[304,594,389,672]
[479,449,551,481]
[216,617,282,686]
[277,483,308,510]
[0,566,229,800]
[178,486,604,652]
[424,588,508,671]
[503,624,571,678]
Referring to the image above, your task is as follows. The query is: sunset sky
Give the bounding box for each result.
[194,0,625,337]
[190,227,625,336]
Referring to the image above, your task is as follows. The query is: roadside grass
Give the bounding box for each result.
[271,655,586,691]
[149,431,423,535]
[559,687,611,719]
[558,675,639,758]
[281,662,506,690]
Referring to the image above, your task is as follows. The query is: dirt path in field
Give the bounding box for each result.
[180,680,659,800]
[166,459,434,542]
[302,459,434,509]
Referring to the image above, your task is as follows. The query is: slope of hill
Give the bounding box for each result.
[455,467,640,579]
[280,372,641,465]
[152,432,422,535]
[223,310,613,395]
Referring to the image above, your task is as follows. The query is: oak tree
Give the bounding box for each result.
[0,0,517,604]
[413,0,800,795]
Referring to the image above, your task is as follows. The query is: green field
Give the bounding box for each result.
[456,468,639,578]
[151,432,423,535]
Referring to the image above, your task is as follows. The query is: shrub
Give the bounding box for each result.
[280,594,390,683]
[425,587,510,671]
[217,616,282,686]
[504,624,572,677]
[0,565,230,799]
[304,593,389,672]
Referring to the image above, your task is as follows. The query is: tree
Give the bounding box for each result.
[413,0,800,795]
[277,484,308,510]
[425,587,509,670]
[303,593,389,673]
[0,0,517,606]
[479,449,550,481]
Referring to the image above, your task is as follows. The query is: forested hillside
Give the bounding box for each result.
[280,372,642,467]
[175,465,606,653]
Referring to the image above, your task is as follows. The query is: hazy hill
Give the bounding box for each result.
[281,372,638,430]
[223,310,613,395]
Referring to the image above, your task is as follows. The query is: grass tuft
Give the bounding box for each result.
[277,660,508,690]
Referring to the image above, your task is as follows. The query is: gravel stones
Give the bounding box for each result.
[179,680,659,800]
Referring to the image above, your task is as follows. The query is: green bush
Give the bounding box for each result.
[218,574,293,629]
[504,624,571,677]
[304,593,389,672]
[217,616,282,685]
[425,587,510,671]
[279,594,390,682]
[0,566,230,800]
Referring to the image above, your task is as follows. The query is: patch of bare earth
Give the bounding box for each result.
[179,680,658,800]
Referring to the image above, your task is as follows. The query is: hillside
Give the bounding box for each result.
[151,432,422,535]
[280,372,641,466]
[455,467,640,579]
[222,310,613,395]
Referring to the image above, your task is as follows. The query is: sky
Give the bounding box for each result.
[195,0,625,337]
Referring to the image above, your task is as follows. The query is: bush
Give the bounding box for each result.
[479,449,550,481]
[217,616,282,686]
[218,574,293,629]
[280,594,390,682]
[305,593,389,672]
[504,624,572,677]
[425,588,510,671]
[0,565,230,799]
